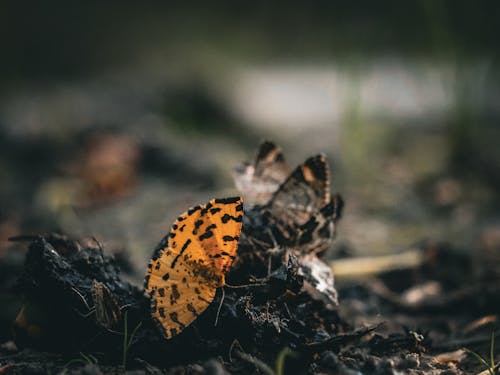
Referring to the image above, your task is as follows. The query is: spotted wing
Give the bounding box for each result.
[297,194,344,255]
[233,141,290,205]
[144,197,243,339]
[267,154,330,227]
[202,197,244,274]
[91,280,121,329]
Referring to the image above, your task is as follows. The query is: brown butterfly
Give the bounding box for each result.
[234,142,343,307]
[236,142,343,255]
[91,280,122,329]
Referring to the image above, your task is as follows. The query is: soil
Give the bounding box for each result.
[1,127,500,375]
[1,215,499,374]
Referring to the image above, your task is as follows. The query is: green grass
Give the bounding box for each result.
[121,310,142,370]
[466,332,499,375]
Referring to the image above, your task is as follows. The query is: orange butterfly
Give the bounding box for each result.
[144,197,243,339]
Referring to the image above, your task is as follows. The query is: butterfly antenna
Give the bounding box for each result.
[91,236,103,251]
[214,287,225,327]
[72,287,92,311]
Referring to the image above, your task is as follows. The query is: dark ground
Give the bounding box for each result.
[1,130,500,374]
[1,2,500,374]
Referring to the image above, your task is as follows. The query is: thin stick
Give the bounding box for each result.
[331,248,424,279]
[127,321,143,350]
[71,287,91,310]
[225,282,266,289]
[490,331,495,371]
[214,288,225,327]
[122,311,128,369]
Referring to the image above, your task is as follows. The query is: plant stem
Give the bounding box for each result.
[122,311,128,369]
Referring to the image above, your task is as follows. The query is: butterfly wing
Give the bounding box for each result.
[91,280,122,329]
[202,197,243,275]
[145,197,243,339]
[267,154,330,227]
[233,141,290,205]
[297,194,344,255]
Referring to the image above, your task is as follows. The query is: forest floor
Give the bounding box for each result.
[1,81,500,375]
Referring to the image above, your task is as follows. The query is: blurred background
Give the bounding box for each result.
[1,1,499,281]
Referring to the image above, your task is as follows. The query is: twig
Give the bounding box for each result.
[331,248,425,278]
[303,322,385,351]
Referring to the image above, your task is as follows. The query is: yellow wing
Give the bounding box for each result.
[144,197,243,339]
[202,197,243,275]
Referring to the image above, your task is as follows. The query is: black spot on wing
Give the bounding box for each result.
[158,307,165,318]
[221,214,243,223]
[199,224,216,241]
[210,207,221,214]
[187,303,198,317]
[331,194,344,218]
[193,219,204,235]
[214,197,241,204]
[170,284,180,305]
[220,251,236,260]
[187,205,202,216]
[169,312,186,330]
[199,231,214,240]
[301,217,320,233]
[318,221,334,238]
[171,239,192,268]
[303,155,328,182]
[222,235,239,241]
[198,296,211,304]
[256,141,278,161]
[150,234,169,261]
[299,231,314,245]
